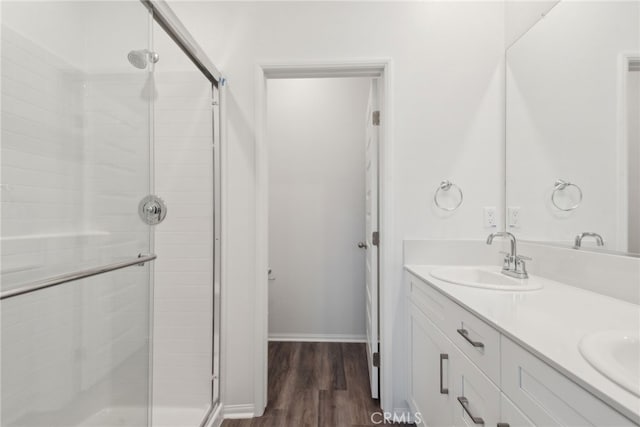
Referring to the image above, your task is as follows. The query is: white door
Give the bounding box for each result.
[363,78,380,399]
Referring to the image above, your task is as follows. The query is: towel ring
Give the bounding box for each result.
[551,179,583,211]
[434,180,463,211]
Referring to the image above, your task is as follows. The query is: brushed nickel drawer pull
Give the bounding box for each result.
[439,353,448,394]
[457,396,485,425]
[457,328,485,349]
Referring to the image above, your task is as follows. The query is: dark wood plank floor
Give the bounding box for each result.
[222,342,415,427]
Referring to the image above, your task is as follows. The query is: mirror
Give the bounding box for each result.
[506,0,640,256]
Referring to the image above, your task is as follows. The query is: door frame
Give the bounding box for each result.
[616,52,640,252]
[254,59,395,415]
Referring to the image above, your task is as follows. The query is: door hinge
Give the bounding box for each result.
[372,110,380,126]
[372,231,379,247]
[373,352,380,367]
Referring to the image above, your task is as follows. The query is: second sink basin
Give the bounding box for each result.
[579,330,640,397]
[430,266,543,291]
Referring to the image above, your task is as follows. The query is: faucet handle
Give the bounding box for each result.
[515,254,532,261]
[499,251,510,256]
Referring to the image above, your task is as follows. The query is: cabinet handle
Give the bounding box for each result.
[457,328,485,349]
[439,353,448,394]
[457,396,485,426]
[497,424,510,427]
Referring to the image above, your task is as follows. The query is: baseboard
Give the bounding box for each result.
[268,333,366,343]
[203,403,223,427]
[223,404,256,419]
[396,405,422,425]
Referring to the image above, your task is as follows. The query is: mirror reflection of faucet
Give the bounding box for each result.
[574,232,604,249]
[486,232,531,279]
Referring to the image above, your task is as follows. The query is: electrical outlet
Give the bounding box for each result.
[483,207,497,228]
[508,206,521,228]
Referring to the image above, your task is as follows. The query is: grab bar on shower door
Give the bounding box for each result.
[0,253,157,300]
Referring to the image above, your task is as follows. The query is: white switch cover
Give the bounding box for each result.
[508,206,521,228]
[483,207,497,228]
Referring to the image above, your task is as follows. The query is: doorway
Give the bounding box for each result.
[254,61,393,415]
[266,77,371,344]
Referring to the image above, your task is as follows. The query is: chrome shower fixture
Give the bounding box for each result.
[127,49,159,69]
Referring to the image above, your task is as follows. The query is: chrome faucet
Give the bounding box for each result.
[574,232,604,249]
[486,232,531,279]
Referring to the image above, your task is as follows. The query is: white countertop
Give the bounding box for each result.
[405,264,640,424]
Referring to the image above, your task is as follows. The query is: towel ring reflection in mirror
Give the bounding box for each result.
[434,180,463,211]
[551,179,583,211]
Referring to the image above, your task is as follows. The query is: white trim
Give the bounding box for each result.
[255,59,395,415]
[202,403,223,427]
[268,333,367,343]
[223,404,256,419]
[616,52,640,252]
[378,60,395,414]
[147,0,222,82]
[254,65,269,418]
[219,80,230,417]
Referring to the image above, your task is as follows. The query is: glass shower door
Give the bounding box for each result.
[1,1,155,426]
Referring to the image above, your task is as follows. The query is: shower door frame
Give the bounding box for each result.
[141,1,224,425]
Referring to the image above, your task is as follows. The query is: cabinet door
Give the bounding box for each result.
[408,301,455,427]
[451,349,501,427]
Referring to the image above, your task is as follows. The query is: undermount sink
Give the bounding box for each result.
[579,330,640,397]
[429,266,543,291]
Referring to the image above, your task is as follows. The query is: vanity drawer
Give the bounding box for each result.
[408,273,451,333]
[452,346,501,427]
[447,302,501,386]
[501,336,635,426]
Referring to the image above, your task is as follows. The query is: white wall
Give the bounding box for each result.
[169,1,506,414]
[504,0,559,48]
[267,77,370,342]
[505,0,640,251]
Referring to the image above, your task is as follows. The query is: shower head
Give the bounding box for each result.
[127,49,159,69]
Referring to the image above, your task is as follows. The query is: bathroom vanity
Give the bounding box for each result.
[405,265,640,427]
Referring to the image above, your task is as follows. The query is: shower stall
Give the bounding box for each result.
[0,1,221,426]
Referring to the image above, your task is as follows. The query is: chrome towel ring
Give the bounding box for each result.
[551,179,583,211]
[434,180,463,211]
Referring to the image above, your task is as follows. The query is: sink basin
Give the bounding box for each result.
[579,330,640,397]
[429,266,543,291]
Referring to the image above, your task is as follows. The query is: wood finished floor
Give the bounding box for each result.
[222,342,414,427]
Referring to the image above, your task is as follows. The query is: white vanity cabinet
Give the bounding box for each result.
[408,301,455,427]
[406,272,638,427]
[408,275,502,427]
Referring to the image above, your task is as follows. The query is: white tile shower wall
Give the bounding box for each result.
[152,70,214,417]
[1,21,151,426]
[83,72,150,259]
[1,25,86,281]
